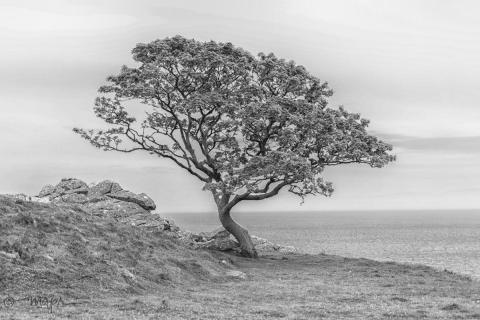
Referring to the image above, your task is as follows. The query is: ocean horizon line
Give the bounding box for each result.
[163,208,480,215]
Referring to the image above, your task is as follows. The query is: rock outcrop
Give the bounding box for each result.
[32,178,157,216]
[6,178,297,255]
[181,227,298,254]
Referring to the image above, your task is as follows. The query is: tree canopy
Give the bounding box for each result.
[74,36,395,256]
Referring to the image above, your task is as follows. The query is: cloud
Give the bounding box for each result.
[0,6,136,35]
[376,133,480,154]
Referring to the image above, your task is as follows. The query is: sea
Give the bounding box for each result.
[169,209,480,279]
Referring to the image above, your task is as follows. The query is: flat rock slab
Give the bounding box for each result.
[108,191,156,211]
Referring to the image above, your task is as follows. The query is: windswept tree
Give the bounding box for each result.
[74,36,394,257]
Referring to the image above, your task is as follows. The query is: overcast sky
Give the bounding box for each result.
[1,0,479,213]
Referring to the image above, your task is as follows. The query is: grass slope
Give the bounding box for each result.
[1,196,479,319]
[0,196,227,295]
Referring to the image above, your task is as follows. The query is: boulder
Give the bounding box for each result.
[34,178,157,215]
[187,227,299,254]
[54,178,88,194]
[44,178,89,200]
[108,191,156,211]
[88,180,123,198]
[252,235,280,251]
[38,185,55,197]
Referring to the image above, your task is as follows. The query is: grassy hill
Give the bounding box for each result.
[1,195,479,319]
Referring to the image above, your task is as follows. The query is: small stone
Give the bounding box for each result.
[121,268,136,280]
[0,251,19,260]
[226,270,247,280]
[43,254,54,261]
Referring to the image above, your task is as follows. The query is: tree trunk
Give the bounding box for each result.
[218,208,258,258]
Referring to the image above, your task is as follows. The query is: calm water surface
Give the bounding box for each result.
[170,210,480,279]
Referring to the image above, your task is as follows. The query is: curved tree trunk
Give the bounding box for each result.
[218,208,258,258]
